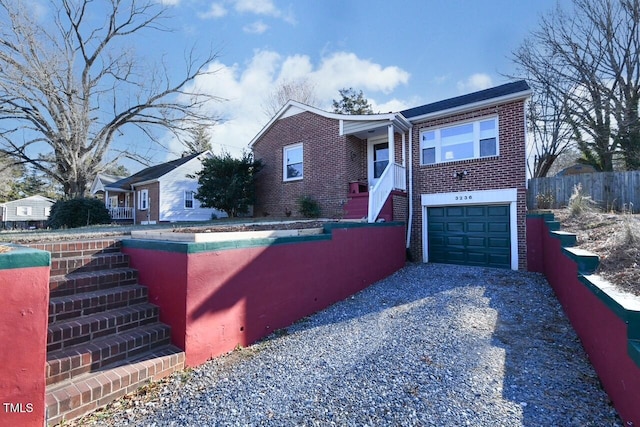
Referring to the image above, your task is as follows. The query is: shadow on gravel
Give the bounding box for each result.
[261,262,620,425]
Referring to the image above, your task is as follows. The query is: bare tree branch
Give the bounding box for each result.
[0,0,222,197]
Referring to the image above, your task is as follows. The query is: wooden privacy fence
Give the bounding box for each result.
[528,171,640,211]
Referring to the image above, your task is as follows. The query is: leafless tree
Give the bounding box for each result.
[0,0,222,198]
[262,77,318,118]
[526,87,575,177]
[513,0,640,172]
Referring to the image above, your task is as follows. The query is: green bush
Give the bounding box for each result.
[48,198,111,229]
[298,195,321,218]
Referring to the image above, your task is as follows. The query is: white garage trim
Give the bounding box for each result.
[421,188,518,270]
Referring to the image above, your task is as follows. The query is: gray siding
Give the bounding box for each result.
[3,197,54,221]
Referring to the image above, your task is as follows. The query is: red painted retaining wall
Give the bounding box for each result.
[527,215,640,425]
[0,247,50,427]
[123,223,406,367]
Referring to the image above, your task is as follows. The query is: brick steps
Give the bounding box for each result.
[25,239,186,426]
[28,239,123,258]
[46,345,184,427]
[50,252,130,276]
[47,303,160,353]
[46,323,173,386]
[49,267,138,298]
[48,284,148,323]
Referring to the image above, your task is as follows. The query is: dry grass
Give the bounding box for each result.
[554,207,640,296]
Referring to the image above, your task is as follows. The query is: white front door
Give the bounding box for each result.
[367,136,389,187]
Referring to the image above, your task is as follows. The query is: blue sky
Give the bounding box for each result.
[108,0,569,169]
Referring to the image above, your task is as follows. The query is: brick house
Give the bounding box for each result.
[94,151,225,224]
[251,80,531,270]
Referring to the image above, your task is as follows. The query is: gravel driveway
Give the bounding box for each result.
[75,263,621,426]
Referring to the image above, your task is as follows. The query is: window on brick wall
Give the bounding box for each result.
[420,117,498,165]
[283,143,303,181]
[138,189,149,210]
[184,190,195,209]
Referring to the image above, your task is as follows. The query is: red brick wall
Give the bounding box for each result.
[134,182,160,224]
[408,100,528,269]
[253,112,366,218]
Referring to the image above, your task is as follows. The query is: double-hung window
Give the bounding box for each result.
[138,189,149,210]
[420,117,498,165]
[16,206,32,216]
[283,143,303,181]
[184,190,195,209]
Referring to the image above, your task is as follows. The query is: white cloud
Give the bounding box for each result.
[457,73,493,94]
[197,0,295,25]
[243,20,269,34]
[198,2,227,19]
[158,0,181,5]
[234,0,278,15]
[171,50,411,157]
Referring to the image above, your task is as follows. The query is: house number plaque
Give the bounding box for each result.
[455,195,473,201]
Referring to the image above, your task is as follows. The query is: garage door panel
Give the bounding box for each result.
[446,236,465,246]
[467,236,486,247]
[488,206,509,217]
[467,222,486,233]
[466,206,486,216]
[429,223,446,232]
[489,253,510,266]
[488,223,509,233]
[446,222,464,232]
[489,237,509,248]
[427,204,510,269]
[445,206,464,217]
[467,252,489,264]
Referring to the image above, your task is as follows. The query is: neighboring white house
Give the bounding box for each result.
[94,151,225,224]
[0,195,55,229]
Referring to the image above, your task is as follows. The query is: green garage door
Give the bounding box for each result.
[427,205,510,269]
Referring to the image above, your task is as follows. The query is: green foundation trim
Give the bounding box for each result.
[0,245,51,270]
[550,231,577,247]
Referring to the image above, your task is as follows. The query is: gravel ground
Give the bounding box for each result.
[74,263,621,426]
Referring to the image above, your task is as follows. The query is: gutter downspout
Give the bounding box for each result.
[406,125,413,252]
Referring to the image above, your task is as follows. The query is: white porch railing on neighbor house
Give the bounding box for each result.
[367,162,406,223]
[109,207,133,220]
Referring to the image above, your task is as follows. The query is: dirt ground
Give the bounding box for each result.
[553,208,640,297]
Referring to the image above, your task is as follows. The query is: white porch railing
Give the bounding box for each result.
[367,162,406,222]
[109,207,133,220]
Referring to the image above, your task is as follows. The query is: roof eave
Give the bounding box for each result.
[405,89,532,123]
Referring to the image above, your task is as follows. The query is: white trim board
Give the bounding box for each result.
[421,188,518,270]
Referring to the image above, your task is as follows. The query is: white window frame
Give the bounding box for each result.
[420,116,499,165]
[283,143,303,181]
[138,189,149,211]
[184,190,195,209]
[16,206,32,216]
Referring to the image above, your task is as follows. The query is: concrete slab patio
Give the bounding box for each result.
[68,263,621,426]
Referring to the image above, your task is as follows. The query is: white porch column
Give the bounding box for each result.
[387,124,395,164]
